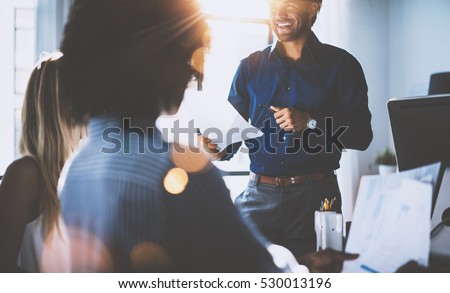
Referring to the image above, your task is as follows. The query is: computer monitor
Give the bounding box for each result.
[388,94,450,214]
[388,94,450,172]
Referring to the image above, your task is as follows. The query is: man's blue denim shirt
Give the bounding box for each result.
[224,32,373,176]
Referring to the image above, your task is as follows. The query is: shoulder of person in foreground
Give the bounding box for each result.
[164,143,282,272]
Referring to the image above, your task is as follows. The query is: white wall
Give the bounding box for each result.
[389,0,450,98]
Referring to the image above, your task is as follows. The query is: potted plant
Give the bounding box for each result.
[375,149,397,175]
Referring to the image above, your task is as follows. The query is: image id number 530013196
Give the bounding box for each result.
[260,277,332,289]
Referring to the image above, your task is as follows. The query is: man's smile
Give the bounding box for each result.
[274,18,295,33]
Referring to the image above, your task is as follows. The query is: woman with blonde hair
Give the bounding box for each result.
[0,53,77,272]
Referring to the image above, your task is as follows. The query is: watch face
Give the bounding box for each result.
[308,119,317,129]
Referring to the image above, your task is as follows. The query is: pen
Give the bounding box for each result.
[330,197,336,210]
[258,103,276,113]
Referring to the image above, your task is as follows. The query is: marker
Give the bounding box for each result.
[360,264,380,273]
[330,197,336,210]
[258,103,276,113]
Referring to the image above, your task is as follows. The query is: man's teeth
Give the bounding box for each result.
[277,23,292,27]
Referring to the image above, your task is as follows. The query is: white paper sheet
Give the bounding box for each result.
[342,163,439,273]
[184,92,263,150]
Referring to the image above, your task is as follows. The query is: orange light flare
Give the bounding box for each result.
[130,242,173,272]
[65,226,114,272]
[164,167,189,195]
[170,143,211,174]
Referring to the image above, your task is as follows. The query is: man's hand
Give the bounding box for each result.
[197,135,225,161]
[395,261,436,273]
[298,249,359,273]
[271,106,310,132]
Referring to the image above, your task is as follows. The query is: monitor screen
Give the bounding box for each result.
[388,94,450,172]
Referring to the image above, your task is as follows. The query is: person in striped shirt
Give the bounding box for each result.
[58,0,357,272]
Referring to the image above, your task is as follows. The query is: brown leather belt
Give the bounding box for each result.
[250,171,333,187]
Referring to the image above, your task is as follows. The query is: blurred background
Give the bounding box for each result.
[1,0,449,222]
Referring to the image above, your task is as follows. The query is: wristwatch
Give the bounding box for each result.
[307,116,317,130]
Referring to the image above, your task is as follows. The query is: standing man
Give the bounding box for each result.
[201,0,372,258]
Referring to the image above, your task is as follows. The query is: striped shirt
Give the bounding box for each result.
[60,116,282,272]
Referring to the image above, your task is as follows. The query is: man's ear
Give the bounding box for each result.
[310,2,321,16]
[309,2,321,25]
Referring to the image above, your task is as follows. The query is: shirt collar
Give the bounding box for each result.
[269,31,322,61]
[87,115,161,141]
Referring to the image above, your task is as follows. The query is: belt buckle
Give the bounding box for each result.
[275,177,282,186]
[290,177,297,185]
[275,177,280,186]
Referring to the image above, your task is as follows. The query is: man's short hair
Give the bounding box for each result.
[268,0,322,26]
[60,0,208,124]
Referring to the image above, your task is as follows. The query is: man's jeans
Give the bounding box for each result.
[235,174,342,258]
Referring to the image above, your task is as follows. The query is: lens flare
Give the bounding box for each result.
[191,47,206,74]
[130,242,173,272]
[40,223,71,272]
[164,168,189,195]
[171,144,210,173]
[66,226,114,272]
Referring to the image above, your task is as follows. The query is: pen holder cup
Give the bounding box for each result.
[314,211,343,251]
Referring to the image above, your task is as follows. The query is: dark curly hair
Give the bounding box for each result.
[60,0,209,124]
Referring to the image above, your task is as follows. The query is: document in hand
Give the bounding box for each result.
[343,163,440,273]
[185,92,263,150]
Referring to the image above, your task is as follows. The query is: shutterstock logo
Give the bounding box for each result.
[100,118,348,155]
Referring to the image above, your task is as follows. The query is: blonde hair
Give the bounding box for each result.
[19,56,77,237]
